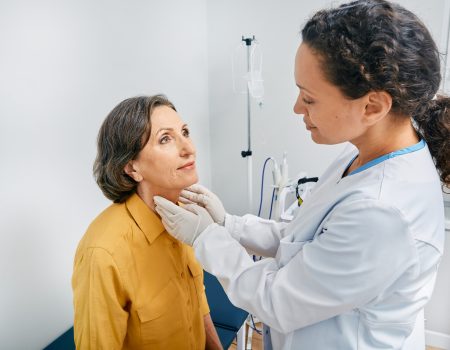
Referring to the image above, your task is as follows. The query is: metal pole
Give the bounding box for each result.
[246,42,253,213]
[241,36,255,214]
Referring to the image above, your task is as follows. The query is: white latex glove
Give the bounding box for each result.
[154,196,214,246]
[179,184,226,225]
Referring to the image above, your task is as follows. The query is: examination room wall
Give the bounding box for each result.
[206,0,450,347]
[0,0,211,348]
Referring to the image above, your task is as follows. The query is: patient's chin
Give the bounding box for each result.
[179,172,198,189]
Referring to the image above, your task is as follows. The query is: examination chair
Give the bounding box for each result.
[203,271,249,349]
[44,272,248,350]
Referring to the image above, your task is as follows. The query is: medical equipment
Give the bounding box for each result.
[257,153,318,222]
[232,36,264,214]
[232,36,264,101]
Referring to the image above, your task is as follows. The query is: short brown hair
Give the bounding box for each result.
[93,95,176,203]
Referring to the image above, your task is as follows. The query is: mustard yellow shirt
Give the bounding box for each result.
[72,193,210,350]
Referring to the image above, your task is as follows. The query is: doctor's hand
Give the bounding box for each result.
[154,196,214,246]
[179,184,226,225]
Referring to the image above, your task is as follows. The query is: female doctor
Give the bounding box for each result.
[155,0,450,349]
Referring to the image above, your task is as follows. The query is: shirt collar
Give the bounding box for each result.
[125,192,165,244]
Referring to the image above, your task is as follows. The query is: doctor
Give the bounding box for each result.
[155,0,449,349]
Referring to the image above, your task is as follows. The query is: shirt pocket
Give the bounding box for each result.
[137,278,184,344]
[187,260,204,306]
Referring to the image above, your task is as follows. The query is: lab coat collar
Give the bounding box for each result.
[125,192,165,244]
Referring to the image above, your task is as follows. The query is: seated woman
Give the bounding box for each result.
[72,95,222,350]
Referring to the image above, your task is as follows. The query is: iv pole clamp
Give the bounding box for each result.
[241,35,255,160]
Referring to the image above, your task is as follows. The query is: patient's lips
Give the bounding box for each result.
[178,161,195,170]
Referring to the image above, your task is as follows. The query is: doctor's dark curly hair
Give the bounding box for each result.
[301,0,450,186]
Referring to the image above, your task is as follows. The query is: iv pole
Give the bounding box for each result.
[241,36,255,214]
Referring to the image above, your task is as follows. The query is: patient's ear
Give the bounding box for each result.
[362,90,392,126]
[124,161,143,182]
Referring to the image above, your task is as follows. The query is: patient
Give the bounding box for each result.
[72,95,222,350]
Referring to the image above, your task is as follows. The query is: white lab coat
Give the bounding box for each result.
[193,141,445,349]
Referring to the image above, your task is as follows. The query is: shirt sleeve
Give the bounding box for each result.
[72,247,129,350]
[194,199,417,334]
[225,213,289,257]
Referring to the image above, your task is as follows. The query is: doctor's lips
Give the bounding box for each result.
[178,161,195,170]
[303,117,316,130]
[304,122,317,130]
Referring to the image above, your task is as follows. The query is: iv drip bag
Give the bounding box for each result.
[232,40,264,101]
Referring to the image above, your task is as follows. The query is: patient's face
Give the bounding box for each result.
[132,106,198,193]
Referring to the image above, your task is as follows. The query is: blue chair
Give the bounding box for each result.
[44,272,247,350]
[43,327,74,350]
[203,271,248,349]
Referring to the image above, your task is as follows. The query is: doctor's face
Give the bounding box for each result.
[293,43,367,144]
[131,106,198,193]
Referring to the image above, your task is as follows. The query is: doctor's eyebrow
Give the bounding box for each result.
[296,84,315,95]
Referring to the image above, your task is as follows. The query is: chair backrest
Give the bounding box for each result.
[203,271,248,332]
[43,327,75,350]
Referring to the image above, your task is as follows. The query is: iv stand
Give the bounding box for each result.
[241,36,255,214]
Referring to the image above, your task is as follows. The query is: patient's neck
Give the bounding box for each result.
[136,185,180,212]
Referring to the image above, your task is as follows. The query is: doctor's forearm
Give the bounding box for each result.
[225,214,284,257]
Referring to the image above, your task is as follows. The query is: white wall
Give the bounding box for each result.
[206,0,450,345]
[0,0,210,349]
[206,0,446,215]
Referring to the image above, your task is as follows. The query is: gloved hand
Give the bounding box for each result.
[154,196,214,246]
[179,184,226,225]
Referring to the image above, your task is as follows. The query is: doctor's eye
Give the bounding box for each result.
[302,97,314,105]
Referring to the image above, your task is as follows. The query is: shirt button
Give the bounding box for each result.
[187,299,190,305]
[181,272,185,278]
[172,242,177,248]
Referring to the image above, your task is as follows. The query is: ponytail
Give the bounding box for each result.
[413,95,450,187]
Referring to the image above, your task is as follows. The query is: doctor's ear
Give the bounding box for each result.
[362,90,392,126]
[124,161,143,182]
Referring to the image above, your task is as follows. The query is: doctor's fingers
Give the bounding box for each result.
[154,196,183,215]
[182,203,209,216]
[185,183,211,195]
[154,205,172,223]
[156,208,185,234]
[180,190,209,206]
[178,197,195,205]
[155,205,189,226]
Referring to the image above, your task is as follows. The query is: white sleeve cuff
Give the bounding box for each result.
[224,213,243,242]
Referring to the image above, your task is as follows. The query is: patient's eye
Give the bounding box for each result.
[182,128,190,137]
[159,134,171,144]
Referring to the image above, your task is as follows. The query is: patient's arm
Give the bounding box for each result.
[204,313,223,350]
